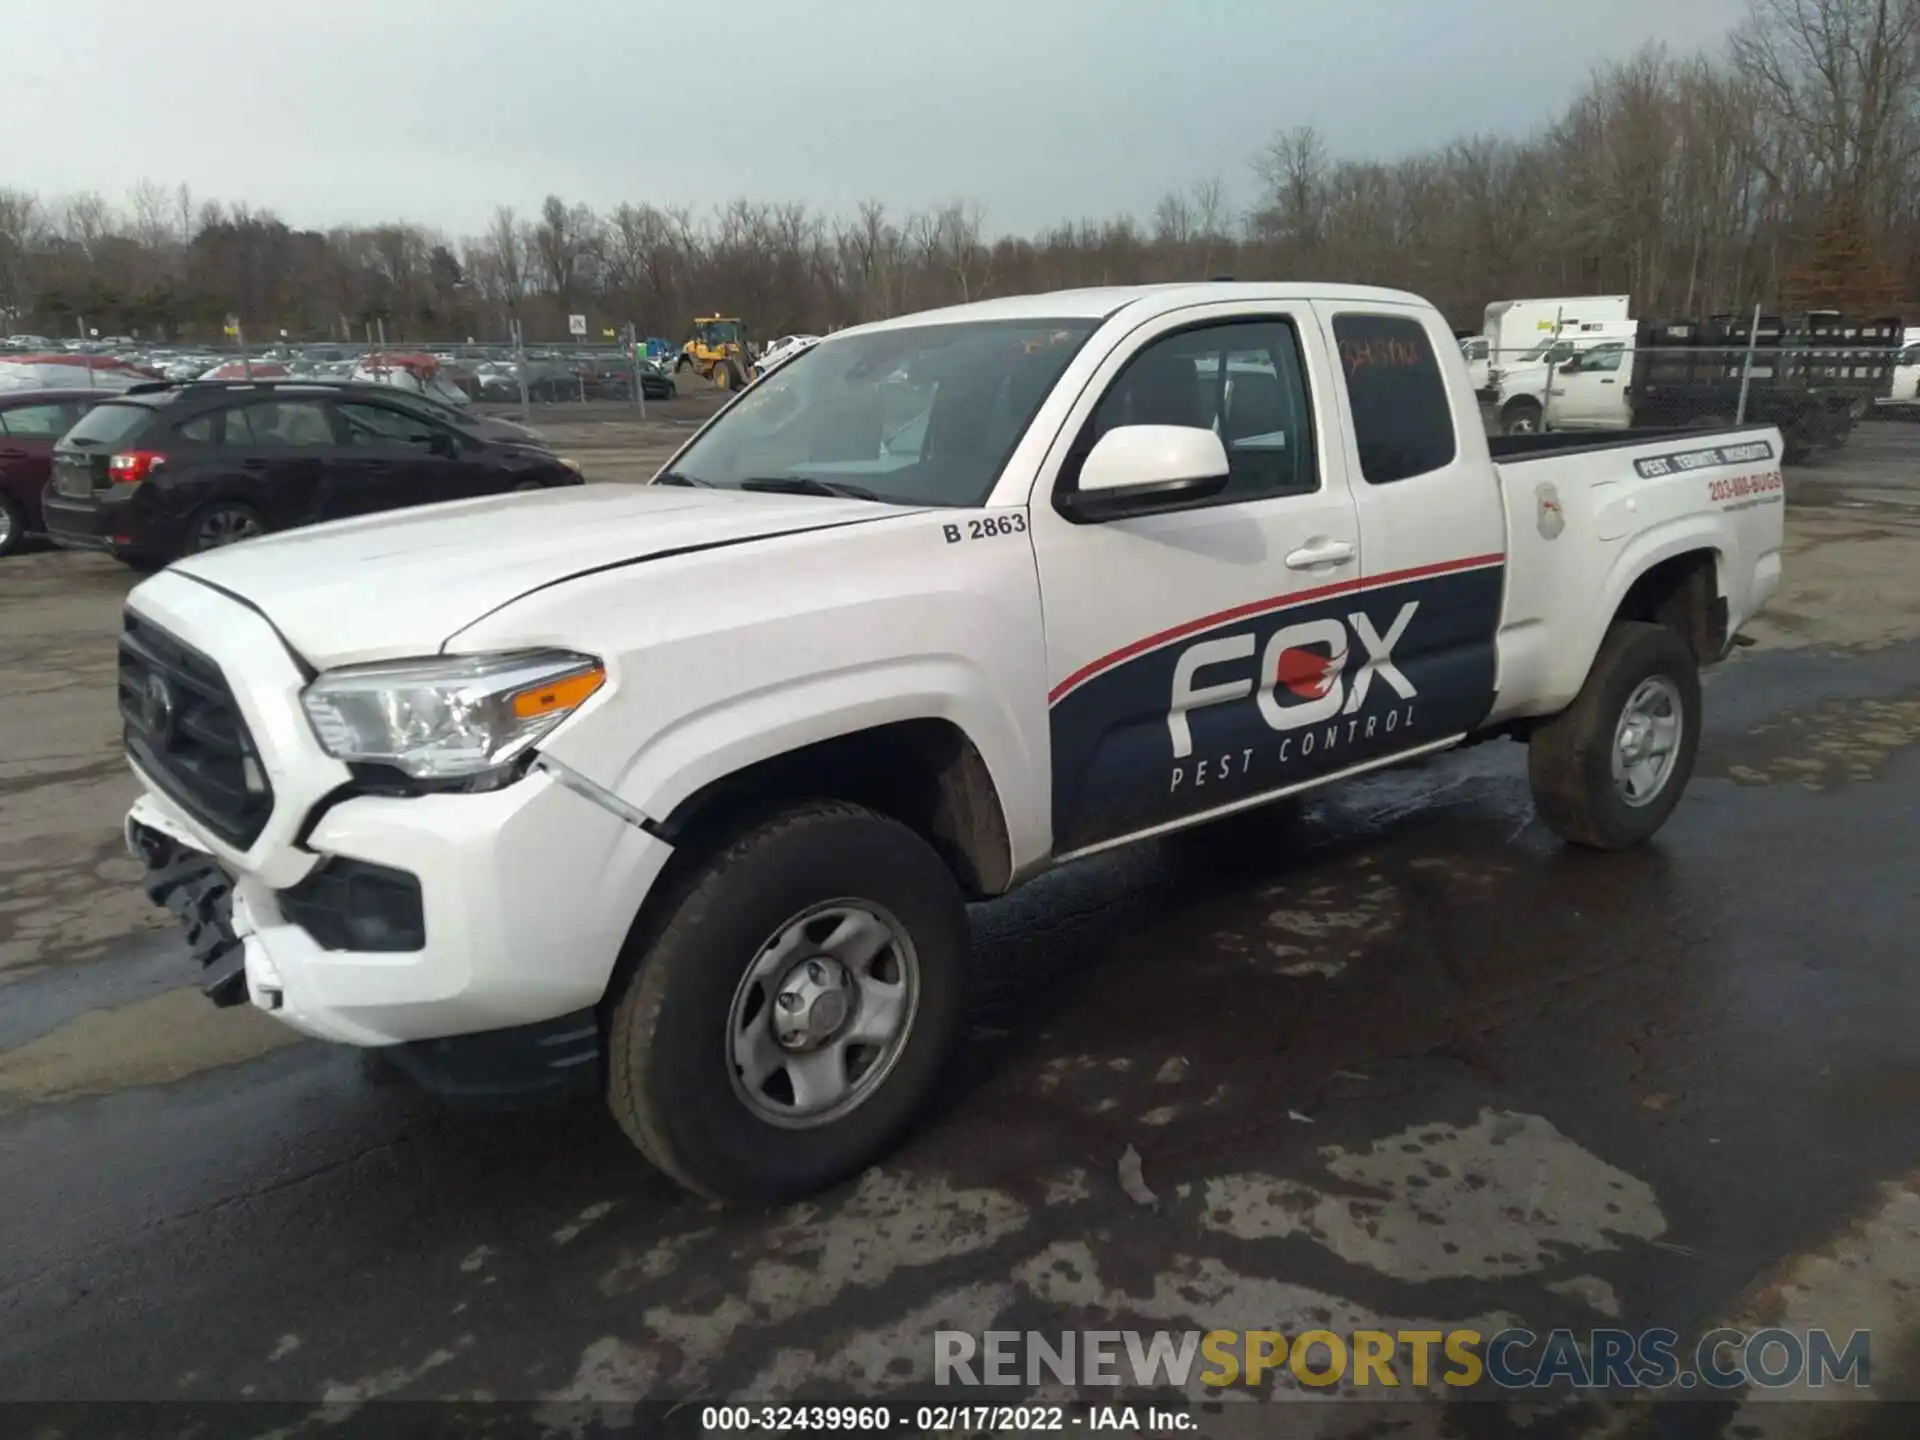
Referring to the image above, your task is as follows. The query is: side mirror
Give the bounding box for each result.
[1056,425,1230,523]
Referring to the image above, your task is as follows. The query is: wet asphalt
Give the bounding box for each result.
[0,426,1917,1437]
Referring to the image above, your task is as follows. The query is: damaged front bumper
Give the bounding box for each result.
[127,805,250,1008]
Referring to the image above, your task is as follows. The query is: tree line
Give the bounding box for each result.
[2,0,1916,346]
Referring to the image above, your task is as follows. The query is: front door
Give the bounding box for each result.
[1552,342,1630,429]
[328,400,473,517]
[1028,308,1364,855]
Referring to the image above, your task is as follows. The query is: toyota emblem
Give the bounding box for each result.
[140,671,176,746]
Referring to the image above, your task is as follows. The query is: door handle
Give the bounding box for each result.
[1601,378,1617,385]
[1285,539,1355,570]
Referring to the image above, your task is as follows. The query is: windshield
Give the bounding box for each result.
[661,318,1098,507]
[1516,339,1576,364]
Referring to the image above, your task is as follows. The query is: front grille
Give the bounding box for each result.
[119,612,274,848]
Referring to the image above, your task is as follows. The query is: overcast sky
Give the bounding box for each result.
[7,0,1747,240]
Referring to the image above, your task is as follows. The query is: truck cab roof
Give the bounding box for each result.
[846,282,1434,334]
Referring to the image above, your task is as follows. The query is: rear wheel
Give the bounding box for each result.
[182,501,266,555]
[605,802,969,1203]
[712,362,733,392]
[0,493,25,558]
[1526,622,1701,850]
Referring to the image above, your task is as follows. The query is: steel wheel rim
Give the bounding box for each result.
[197,508,261,549]
[726,899,920,1130]
[1509,413,1537,434]
[1611,675,1683,807]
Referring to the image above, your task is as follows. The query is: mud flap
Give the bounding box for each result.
[130,821,249,1008]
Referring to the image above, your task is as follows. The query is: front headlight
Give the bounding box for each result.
[301,650,605,782]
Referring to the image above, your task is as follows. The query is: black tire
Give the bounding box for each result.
[1526,622,1701,850]
[181,501,268,556]
[605,801,970,1203]
[1501,399,1543,436]
[0,492,25,558]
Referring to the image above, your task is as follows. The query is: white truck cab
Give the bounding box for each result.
[1494,331,1637,435]
[120,283,1784,1201]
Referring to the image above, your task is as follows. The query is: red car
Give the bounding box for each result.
[0,390,105,557]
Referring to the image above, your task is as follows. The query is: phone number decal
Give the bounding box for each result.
[1707,470,1782,503]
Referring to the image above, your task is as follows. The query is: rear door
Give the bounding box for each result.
[216,399,340,528]
[1314,304,1506,754]
[1030,305,1363,854]
[330,399,478,514]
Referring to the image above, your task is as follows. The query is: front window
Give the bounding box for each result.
[661,318,1098,508]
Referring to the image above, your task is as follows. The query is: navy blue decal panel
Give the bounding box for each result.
[1048,559,1505,852]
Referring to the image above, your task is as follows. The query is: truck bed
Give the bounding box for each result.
[1484,422,1786,727]
[1487,426,1748,463]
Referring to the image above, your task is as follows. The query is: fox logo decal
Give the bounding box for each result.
[1167,602,1419,758]
[1045,559,1503,854]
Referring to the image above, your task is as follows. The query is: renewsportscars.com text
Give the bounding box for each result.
[935,1327,1870,1392]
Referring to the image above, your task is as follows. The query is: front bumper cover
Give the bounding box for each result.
[129,818,248,1007]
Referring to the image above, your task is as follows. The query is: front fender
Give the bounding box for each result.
[544,655,1050,879]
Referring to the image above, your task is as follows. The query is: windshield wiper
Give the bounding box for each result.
[654,470,713,487]
[738,476,885,502]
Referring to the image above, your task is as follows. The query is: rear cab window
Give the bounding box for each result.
[1331,313,1457,484]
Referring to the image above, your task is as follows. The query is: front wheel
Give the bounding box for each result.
[1501,399,1542,436]
[605,802,969,1202]
[1526,621,1701,850]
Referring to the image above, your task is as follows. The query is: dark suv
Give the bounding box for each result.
[42,381,583,566]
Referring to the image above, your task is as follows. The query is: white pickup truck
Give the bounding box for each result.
[120,283,1784,1201]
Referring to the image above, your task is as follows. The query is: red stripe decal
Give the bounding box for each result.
[1047,552,1505,704]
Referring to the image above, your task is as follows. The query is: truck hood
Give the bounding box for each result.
[168,484,903,666]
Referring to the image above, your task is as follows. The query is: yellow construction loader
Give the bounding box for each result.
[676,316,752,390]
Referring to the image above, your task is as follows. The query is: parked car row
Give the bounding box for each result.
[1,379,583,564]
[2,338,681,406]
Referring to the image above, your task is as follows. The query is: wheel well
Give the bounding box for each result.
[1613,549,1726,663]
[1502,395,1541,414]
[653,719,1014,900]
